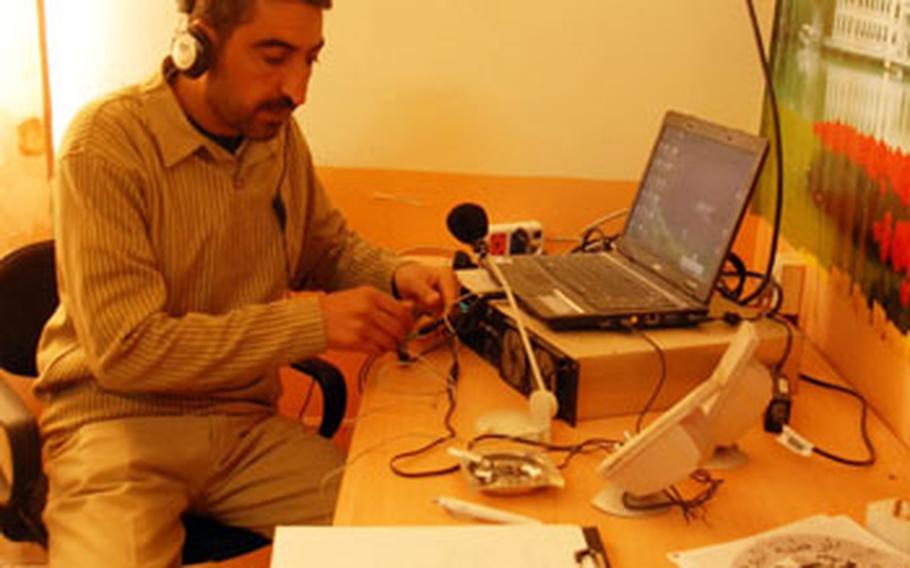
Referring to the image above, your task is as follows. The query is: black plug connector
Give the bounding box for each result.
[396,344,414,363]
[763,374,792,433]
[722,312,743,326]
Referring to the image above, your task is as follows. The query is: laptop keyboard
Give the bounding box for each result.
[502,254,678,311]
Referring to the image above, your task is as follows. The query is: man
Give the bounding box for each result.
[34,0,458,565]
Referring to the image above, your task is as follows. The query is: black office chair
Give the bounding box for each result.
[0,240,347,564]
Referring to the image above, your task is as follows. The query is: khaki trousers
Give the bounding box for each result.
[42,413,343,567]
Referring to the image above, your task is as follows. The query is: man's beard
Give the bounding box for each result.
[206,71,296,140]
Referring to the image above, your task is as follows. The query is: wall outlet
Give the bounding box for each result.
[488,221,543,255]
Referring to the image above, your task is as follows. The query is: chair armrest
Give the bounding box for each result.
[289,358,347,438]
[0,378,46,544]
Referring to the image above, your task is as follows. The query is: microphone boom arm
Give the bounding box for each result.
[482,257,559,428]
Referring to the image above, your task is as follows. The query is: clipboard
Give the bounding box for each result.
[577,526,610,567]
[271,524,610,567]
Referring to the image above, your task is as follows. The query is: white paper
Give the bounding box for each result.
[667,515,910,568]
[271,524,595,568]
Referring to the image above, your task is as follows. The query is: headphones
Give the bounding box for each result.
[170,0,213,78]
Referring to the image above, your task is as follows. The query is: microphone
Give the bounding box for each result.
[445,203,558,440]
[446,202,489,254]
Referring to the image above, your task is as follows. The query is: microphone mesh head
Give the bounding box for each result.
[446,203,489,245]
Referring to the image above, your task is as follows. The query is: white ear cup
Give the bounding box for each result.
[170,12,210,78]
[171,31,200,72]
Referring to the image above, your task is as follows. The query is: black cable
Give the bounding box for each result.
[467,433,620,470]
[572,227,618,254]
[388,388,460,478]
[767,313,793,376]
[572,227,603,253]
[798,372,876,467]
[388,335,462,478]
[719,269,778,309]
[554,439,621,469]
[739,0,784,306]
[620,469,724,522]
[739,278,784,321]
[717,252,748,301]
[634,330,667,433]
[716,276,783,326]
[766,278,784,318]
[382,294,482,478]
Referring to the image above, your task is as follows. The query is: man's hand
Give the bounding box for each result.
[320,287,415,354]
[392,263,460,317]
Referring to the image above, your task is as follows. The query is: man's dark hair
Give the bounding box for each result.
[181,0,332,42]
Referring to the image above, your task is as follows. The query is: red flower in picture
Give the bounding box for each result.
[873,211,893,264]
[891,220,910,275]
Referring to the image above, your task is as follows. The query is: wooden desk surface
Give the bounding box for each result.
[332,337,910,567]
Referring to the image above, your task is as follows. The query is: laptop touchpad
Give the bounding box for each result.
[538,292,585,315]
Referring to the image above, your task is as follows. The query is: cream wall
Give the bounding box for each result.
[304,0,775,179]
[45,1,775,180]
[0,0,51,257]
[44,0,178,150]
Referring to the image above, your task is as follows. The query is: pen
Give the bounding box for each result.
[433,495,542,525]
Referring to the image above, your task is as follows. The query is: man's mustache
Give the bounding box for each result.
[258,98,295,113]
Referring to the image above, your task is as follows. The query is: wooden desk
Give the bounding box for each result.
[333,337,910,566]
[477,299,801,421]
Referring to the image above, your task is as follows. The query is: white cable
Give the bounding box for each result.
[543,208,630,246]
[413,352,458,385]
[579,207,630,234]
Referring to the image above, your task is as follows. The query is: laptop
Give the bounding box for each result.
[493,110,769,330]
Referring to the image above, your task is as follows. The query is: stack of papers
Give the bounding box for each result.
[668,514,910,567]
[272,524,608,568]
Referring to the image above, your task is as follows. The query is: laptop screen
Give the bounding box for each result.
[619,112,768,303]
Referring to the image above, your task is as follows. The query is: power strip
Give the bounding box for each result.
[488,221,543,255]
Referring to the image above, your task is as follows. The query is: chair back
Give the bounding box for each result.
[0,241,55,544]
[0,241,57,378]
[0,240,341,560]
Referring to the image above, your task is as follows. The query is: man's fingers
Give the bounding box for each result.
[320,287,417,354]
[371,292,415,331]
[371,306,412,344]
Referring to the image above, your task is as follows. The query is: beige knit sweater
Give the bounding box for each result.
[35,70,402,438]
